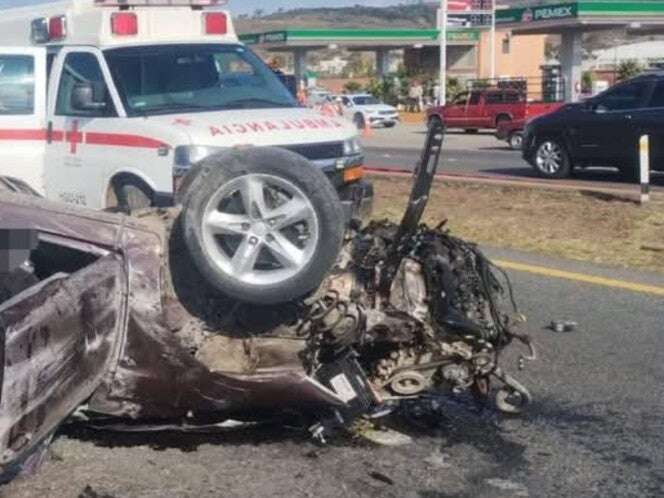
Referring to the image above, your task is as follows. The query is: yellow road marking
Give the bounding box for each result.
[493,259,664,297]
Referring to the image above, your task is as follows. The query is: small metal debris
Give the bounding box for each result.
[369,471,395,486]
[550,320,578,333]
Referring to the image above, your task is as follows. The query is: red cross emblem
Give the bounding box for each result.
[66,120,83,154]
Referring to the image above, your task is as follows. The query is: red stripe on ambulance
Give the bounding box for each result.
[0,128,167,151]
[0,129,49,141]
[85,132,167,149]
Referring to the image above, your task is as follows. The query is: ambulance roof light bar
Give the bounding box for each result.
[31,16,67,44]
[93,0,228,7]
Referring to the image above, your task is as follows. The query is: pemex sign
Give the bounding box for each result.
[497,3,578,25]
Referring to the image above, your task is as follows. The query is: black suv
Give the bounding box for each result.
[523,72,664,179]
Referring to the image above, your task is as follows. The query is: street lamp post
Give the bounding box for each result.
[439,0,448,106]
[490,0,496,79]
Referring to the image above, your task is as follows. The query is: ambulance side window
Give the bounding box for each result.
[0,55,35,115]
[55,52,116,118]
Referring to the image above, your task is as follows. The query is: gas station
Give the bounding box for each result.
[239,28,484,80]
[242,1,664,103]
[239,27,546,92]
[496,1,664,102]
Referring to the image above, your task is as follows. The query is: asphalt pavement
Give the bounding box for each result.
[362,125,664,191]
[3,247,663,498]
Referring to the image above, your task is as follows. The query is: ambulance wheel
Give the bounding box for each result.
[181,147,345,305]
[108,176,153,212]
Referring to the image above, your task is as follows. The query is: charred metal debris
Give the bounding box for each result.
[295,219,536,438]
[291,122,537,437]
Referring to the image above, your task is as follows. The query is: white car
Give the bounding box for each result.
[306,88,333,108]
[339,94,400,129]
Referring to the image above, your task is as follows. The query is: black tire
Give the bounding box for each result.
[384,122,397,128]
[508,131,524,151]
[109,176,153,212]
[353,113,366,130]
[181,147,345,305]
[531,137,572,179]
[464,128,479,134]
[496,115,511,127]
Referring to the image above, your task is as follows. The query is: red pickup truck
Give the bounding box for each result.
[427,88,562,132]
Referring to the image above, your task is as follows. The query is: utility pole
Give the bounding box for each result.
[489,0,496,79]
[439,0,448,105]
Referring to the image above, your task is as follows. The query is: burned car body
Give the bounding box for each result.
[0,126,535,476]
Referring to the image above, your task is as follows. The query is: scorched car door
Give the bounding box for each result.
[0,255,126,470]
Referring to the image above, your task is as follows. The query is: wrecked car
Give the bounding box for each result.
[0,125,535,478]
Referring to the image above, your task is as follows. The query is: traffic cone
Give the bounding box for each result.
[362,121,373,138]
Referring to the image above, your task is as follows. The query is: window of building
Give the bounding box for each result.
[502,36,511,55]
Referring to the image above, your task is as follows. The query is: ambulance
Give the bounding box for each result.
[0,0,371,219]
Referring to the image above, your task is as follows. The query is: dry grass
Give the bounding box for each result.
[371,174,664,272]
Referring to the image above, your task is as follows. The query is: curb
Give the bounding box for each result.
[365,167,664,200]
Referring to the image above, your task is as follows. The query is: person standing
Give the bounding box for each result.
[408,80,424,112]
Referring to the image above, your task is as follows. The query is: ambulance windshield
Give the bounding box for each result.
[105,44,298,116]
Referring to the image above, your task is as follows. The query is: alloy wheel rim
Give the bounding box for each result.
[535,141,563,174]
[201,173,319,286]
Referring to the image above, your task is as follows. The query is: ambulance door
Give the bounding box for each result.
[0,47,48,194]
[45,47,126,208]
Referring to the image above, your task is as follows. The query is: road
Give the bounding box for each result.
[362,126,664,191]
[4,248,663,498]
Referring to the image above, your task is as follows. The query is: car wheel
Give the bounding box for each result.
[508,132,524,150]
[464,129,479,134]
[181,147,345,305]
[384,122,397,128]
[533,138,571,178]
[353,113,366,130]
[496,115,511,127]
[109,177,153,212]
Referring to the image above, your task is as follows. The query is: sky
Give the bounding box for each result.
[0,0,402,15]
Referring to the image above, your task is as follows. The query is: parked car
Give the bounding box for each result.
[306,87,333,108]
[427,88,562,132]
[339,94,400,129]
[523,72,664,179]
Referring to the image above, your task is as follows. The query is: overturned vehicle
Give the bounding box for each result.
[0,126,535,476]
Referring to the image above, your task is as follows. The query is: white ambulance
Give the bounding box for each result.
[0,0,371,219]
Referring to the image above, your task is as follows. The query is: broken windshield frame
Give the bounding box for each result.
[104,44,298,117]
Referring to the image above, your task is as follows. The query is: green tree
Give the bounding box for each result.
[343,81,362,93]
[446,77,462,102]
[617,60,645,82]
[582,71,595,93]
